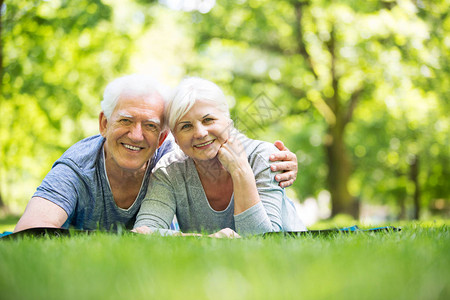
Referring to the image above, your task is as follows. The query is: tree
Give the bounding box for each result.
[0,0,147,208]
[185,0,449,218]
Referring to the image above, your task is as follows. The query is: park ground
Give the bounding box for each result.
[0,215,449,300]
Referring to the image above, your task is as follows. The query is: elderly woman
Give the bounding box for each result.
[134,77,306,236]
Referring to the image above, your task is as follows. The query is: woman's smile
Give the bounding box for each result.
[193,139,216,149]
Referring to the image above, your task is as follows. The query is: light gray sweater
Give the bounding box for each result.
[134,134,306,236]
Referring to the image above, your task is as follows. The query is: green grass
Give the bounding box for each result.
[1,222,449,300]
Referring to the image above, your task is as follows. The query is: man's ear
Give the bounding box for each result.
[99,112,108,137]
[158,129,169,148]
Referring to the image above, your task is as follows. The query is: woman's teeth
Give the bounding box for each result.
[194,140,214,148]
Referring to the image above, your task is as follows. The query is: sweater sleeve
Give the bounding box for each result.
[133,167,179,235]
[233,143,285,236]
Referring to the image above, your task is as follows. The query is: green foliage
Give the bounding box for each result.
[0,224,449,299]
[0,214,19,232]
[185,0,449,217]
[0,0,448,219]
[0,0,154,206]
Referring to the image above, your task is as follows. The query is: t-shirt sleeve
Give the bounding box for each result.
[234,143,285,235]
[33,162,85,219]
[153,135,175,165]
[134,167,178,235]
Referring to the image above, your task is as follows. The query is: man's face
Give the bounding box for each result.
[99,92,166,173]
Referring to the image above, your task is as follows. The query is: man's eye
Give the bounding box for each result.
[145,124,158,131]
[120,119,131,124]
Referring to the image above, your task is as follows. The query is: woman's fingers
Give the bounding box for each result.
[131,226,153,234]
[209,228,241,238]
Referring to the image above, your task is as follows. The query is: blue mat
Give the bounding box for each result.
[263,225,401,237]
[1,225,401,240]
[0,231,13,238]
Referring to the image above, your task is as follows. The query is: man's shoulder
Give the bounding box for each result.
[56,135,105,169]
[156,133,175,157]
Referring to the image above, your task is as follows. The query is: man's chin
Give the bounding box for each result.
[118,161,148,172]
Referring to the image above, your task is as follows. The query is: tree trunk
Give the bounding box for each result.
[325,125,358,218]
[398,196,406,220]
[410,155,421,220]
[322,24,359,219]
[0,0,3,79]
[0,192,5,211]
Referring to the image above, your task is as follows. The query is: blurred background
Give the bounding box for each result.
[1,0,448,226]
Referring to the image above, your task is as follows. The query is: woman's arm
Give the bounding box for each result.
[133,170,179,235]
[219,137,303,236]
[217,136,280,236]
[248,143,306,233]
[217,137,261,215]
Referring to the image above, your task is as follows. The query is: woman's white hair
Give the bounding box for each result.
[101,74,169,119]
[166,77,230,131]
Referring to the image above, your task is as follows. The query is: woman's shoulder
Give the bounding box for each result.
[238,135,281,175]
[152,145,191,174]
[240,134,279,158]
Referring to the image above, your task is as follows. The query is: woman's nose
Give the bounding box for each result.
[193,124,208,139]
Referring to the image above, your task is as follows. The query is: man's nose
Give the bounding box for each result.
[129,123,144,141]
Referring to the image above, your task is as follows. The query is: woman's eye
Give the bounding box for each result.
[203,118,214,124]
[181,124,192,130]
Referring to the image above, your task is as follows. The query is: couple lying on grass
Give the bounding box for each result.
[133,77,306,237]
[14,75,306,238]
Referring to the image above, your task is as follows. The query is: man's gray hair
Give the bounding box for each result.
[101,74,170,119]
[166,77,230,131]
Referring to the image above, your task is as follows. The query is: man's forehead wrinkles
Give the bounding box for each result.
[117,113,161,123]
[118,113,133,118]
[146,119,161,125]
[116,109,161,120]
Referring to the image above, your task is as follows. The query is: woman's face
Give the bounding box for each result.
[173,99,231,162]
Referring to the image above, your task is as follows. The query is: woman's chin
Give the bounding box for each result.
[191,151,220,163]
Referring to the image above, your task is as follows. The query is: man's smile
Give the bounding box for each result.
[122,143,144,151]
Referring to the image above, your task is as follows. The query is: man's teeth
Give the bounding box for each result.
[195,140,214,148]
[124,144,140,151]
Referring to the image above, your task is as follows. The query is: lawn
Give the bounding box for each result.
[0,219,449,300]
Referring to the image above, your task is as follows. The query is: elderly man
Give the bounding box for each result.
[14,74,299,232]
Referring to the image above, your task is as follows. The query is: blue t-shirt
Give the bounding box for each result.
[33,134,173,230]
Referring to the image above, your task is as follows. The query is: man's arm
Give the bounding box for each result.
[270,140,298,188]
[14,197,69,232]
